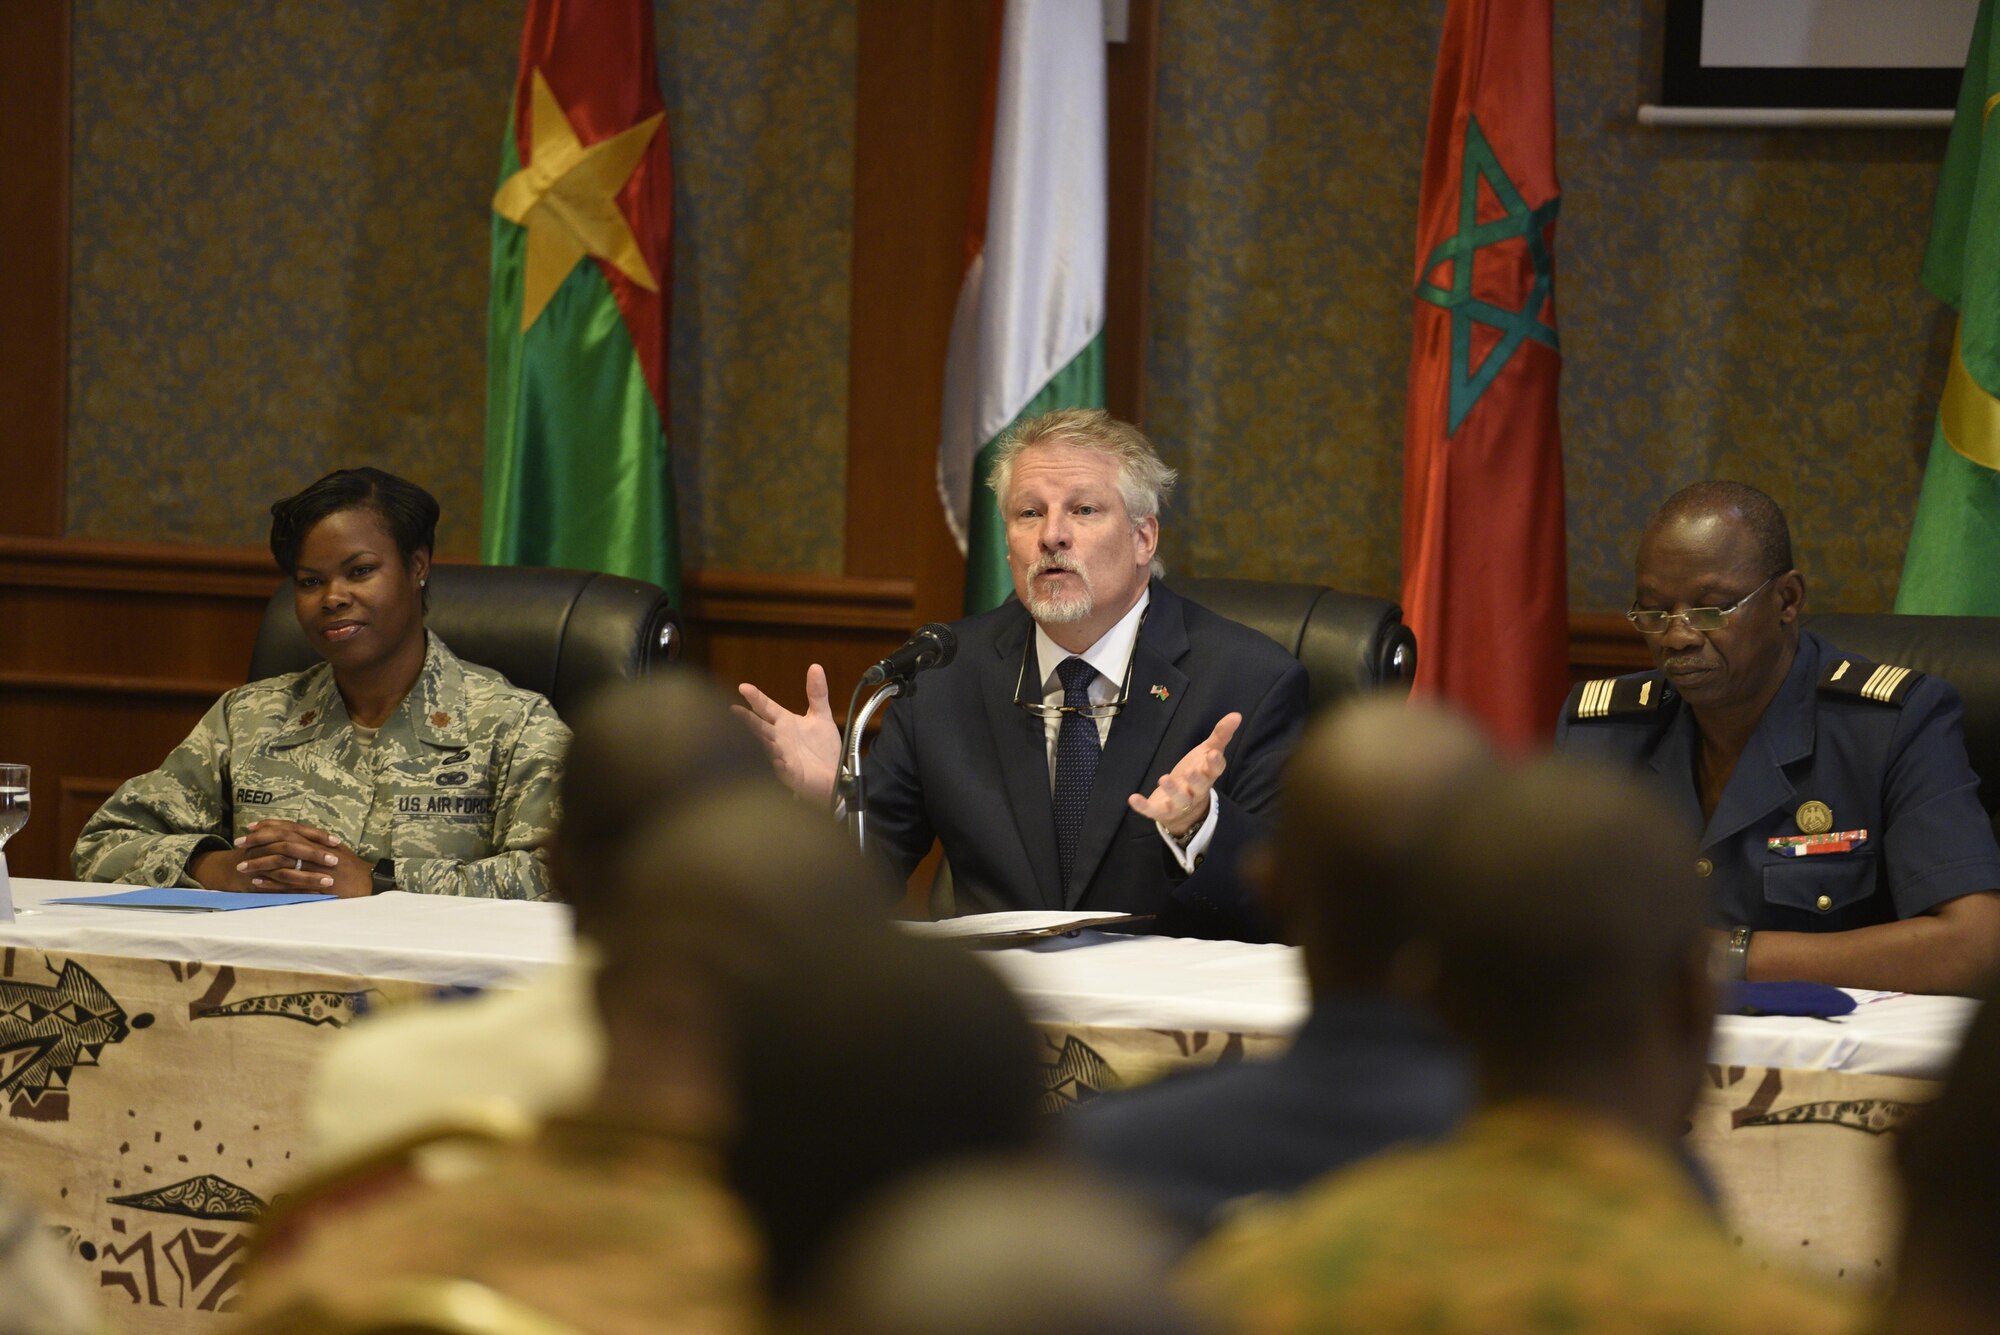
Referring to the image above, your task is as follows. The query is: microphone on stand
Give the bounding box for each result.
[840,624,957,852]
[860,623,958,690]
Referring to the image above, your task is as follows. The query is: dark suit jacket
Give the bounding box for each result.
[863,581,1308,941]
[1064,995,1471,1244]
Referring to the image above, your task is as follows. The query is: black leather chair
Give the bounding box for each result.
[248,564,680,723]
[1169,577,1417,712]
[1808,613,2000,818]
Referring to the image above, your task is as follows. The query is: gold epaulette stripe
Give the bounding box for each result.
[1862,664,1912,703]
[1577,679,1613,719]
[1831,660,1851,682]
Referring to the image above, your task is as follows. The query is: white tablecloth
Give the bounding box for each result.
[983,930,1979,1082]
[0,878,570,988]
[0,885,1978,1080]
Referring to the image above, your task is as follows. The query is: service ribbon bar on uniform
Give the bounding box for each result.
[1766,829,1869,857]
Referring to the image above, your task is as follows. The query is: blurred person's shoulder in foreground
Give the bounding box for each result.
[1184,756,1863,1335]
[1067,697,1490,1242]
[303,673,774,1171]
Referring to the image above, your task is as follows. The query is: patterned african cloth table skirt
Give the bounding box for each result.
[0,892,1977,1333]
[0,880,569,1335]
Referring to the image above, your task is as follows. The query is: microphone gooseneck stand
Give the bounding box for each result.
[837,678,902,854]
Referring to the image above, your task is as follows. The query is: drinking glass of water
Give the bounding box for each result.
[0,765,26,850]
[0,764,24,923]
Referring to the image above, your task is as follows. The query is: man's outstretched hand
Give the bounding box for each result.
[1129,712,1241,838]
[734,664,841,805]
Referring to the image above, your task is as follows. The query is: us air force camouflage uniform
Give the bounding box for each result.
[72,634,567,900]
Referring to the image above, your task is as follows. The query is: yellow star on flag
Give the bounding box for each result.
[493,68,664,332]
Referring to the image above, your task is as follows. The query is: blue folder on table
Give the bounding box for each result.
[48,888,337,912]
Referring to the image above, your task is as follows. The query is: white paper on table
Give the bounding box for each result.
[899,910,1149,941]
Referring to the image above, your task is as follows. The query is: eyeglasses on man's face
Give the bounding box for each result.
[1626,571,1782,636]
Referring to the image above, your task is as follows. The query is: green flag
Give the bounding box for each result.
[483,1,681,606]
[1899,0,2000,615]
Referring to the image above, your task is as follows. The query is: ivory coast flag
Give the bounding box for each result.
[1898,0,2000,615]
[1401,0,1569,750]
[939,0,1107,613]
[483,0,681,606]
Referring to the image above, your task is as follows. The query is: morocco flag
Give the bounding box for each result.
[1898,0,2000,615]
[939,0,1107,613]
[483,0,681,606]
[1401,0,1569,749]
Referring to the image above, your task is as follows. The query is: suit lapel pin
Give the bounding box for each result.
[1150,685,1170,701]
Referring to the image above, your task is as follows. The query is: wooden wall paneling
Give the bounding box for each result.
[1568,611,1652,681]
[845,1,994,628]
[677,570,914,702]
[0,2,70,537]
[0,538,921,877]
[1104,0,1159,425]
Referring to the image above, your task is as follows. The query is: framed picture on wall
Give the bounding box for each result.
[1662,0,1975,109]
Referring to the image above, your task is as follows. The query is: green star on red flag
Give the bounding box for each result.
[1415,116,1561,435]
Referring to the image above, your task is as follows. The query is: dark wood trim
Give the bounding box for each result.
[0,535,915,630]
[1568,610,1653,677]
[844,1,992,627]
[0,671,240,702]
[1104,0,1159,425]
[0,2,70,537]
[0,535,281,596]
[680,570,915,630]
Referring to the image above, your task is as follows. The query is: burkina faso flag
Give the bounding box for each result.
[483,0,680,605]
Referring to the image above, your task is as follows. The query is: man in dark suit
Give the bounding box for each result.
[1066,698,1485,1242]
[735,409,1308,940]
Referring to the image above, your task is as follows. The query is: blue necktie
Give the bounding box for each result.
[1053,656,1101,894]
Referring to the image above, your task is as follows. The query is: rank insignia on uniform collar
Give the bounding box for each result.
[299,710,318,727]
[1149,685,1170,701]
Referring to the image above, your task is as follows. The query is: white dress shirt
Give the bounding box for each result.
[1030,589,1219,874]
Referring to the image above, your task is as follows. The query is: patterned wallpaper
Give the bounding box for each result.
[65,0,1955,607]
[65,0,853,574]
[1147,0,1951,613]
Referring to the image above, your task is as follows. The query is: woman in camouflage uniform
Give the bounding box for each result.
[72,469,567,900]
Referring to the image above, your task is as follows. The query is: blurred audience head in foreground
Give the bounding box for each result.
[552,671,774,933]
[1257,696,1499,991]
[1889,970,2000,1335]
[1064,697,1494,1243]
[1183,757,1857,1334]
[599,782,1045,1305]
[242,775,1037,1332]
[1411,757,1714,1133]
[798,1155,1207,1335]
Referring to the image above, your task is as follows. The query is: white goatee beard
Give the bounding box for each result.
[1024,562,1095,624]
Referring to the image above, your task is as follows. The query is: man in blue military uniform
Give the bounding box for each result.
[1557,481,2000,996]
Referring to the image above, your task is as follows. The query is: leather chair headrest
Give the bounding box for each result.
[1809,613,2000,817]
[1167,577,1416,713]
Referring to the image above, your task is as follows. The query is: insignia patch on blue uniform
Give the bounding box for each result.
[1569,673,1672,722]
[1818,657,1923,706]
